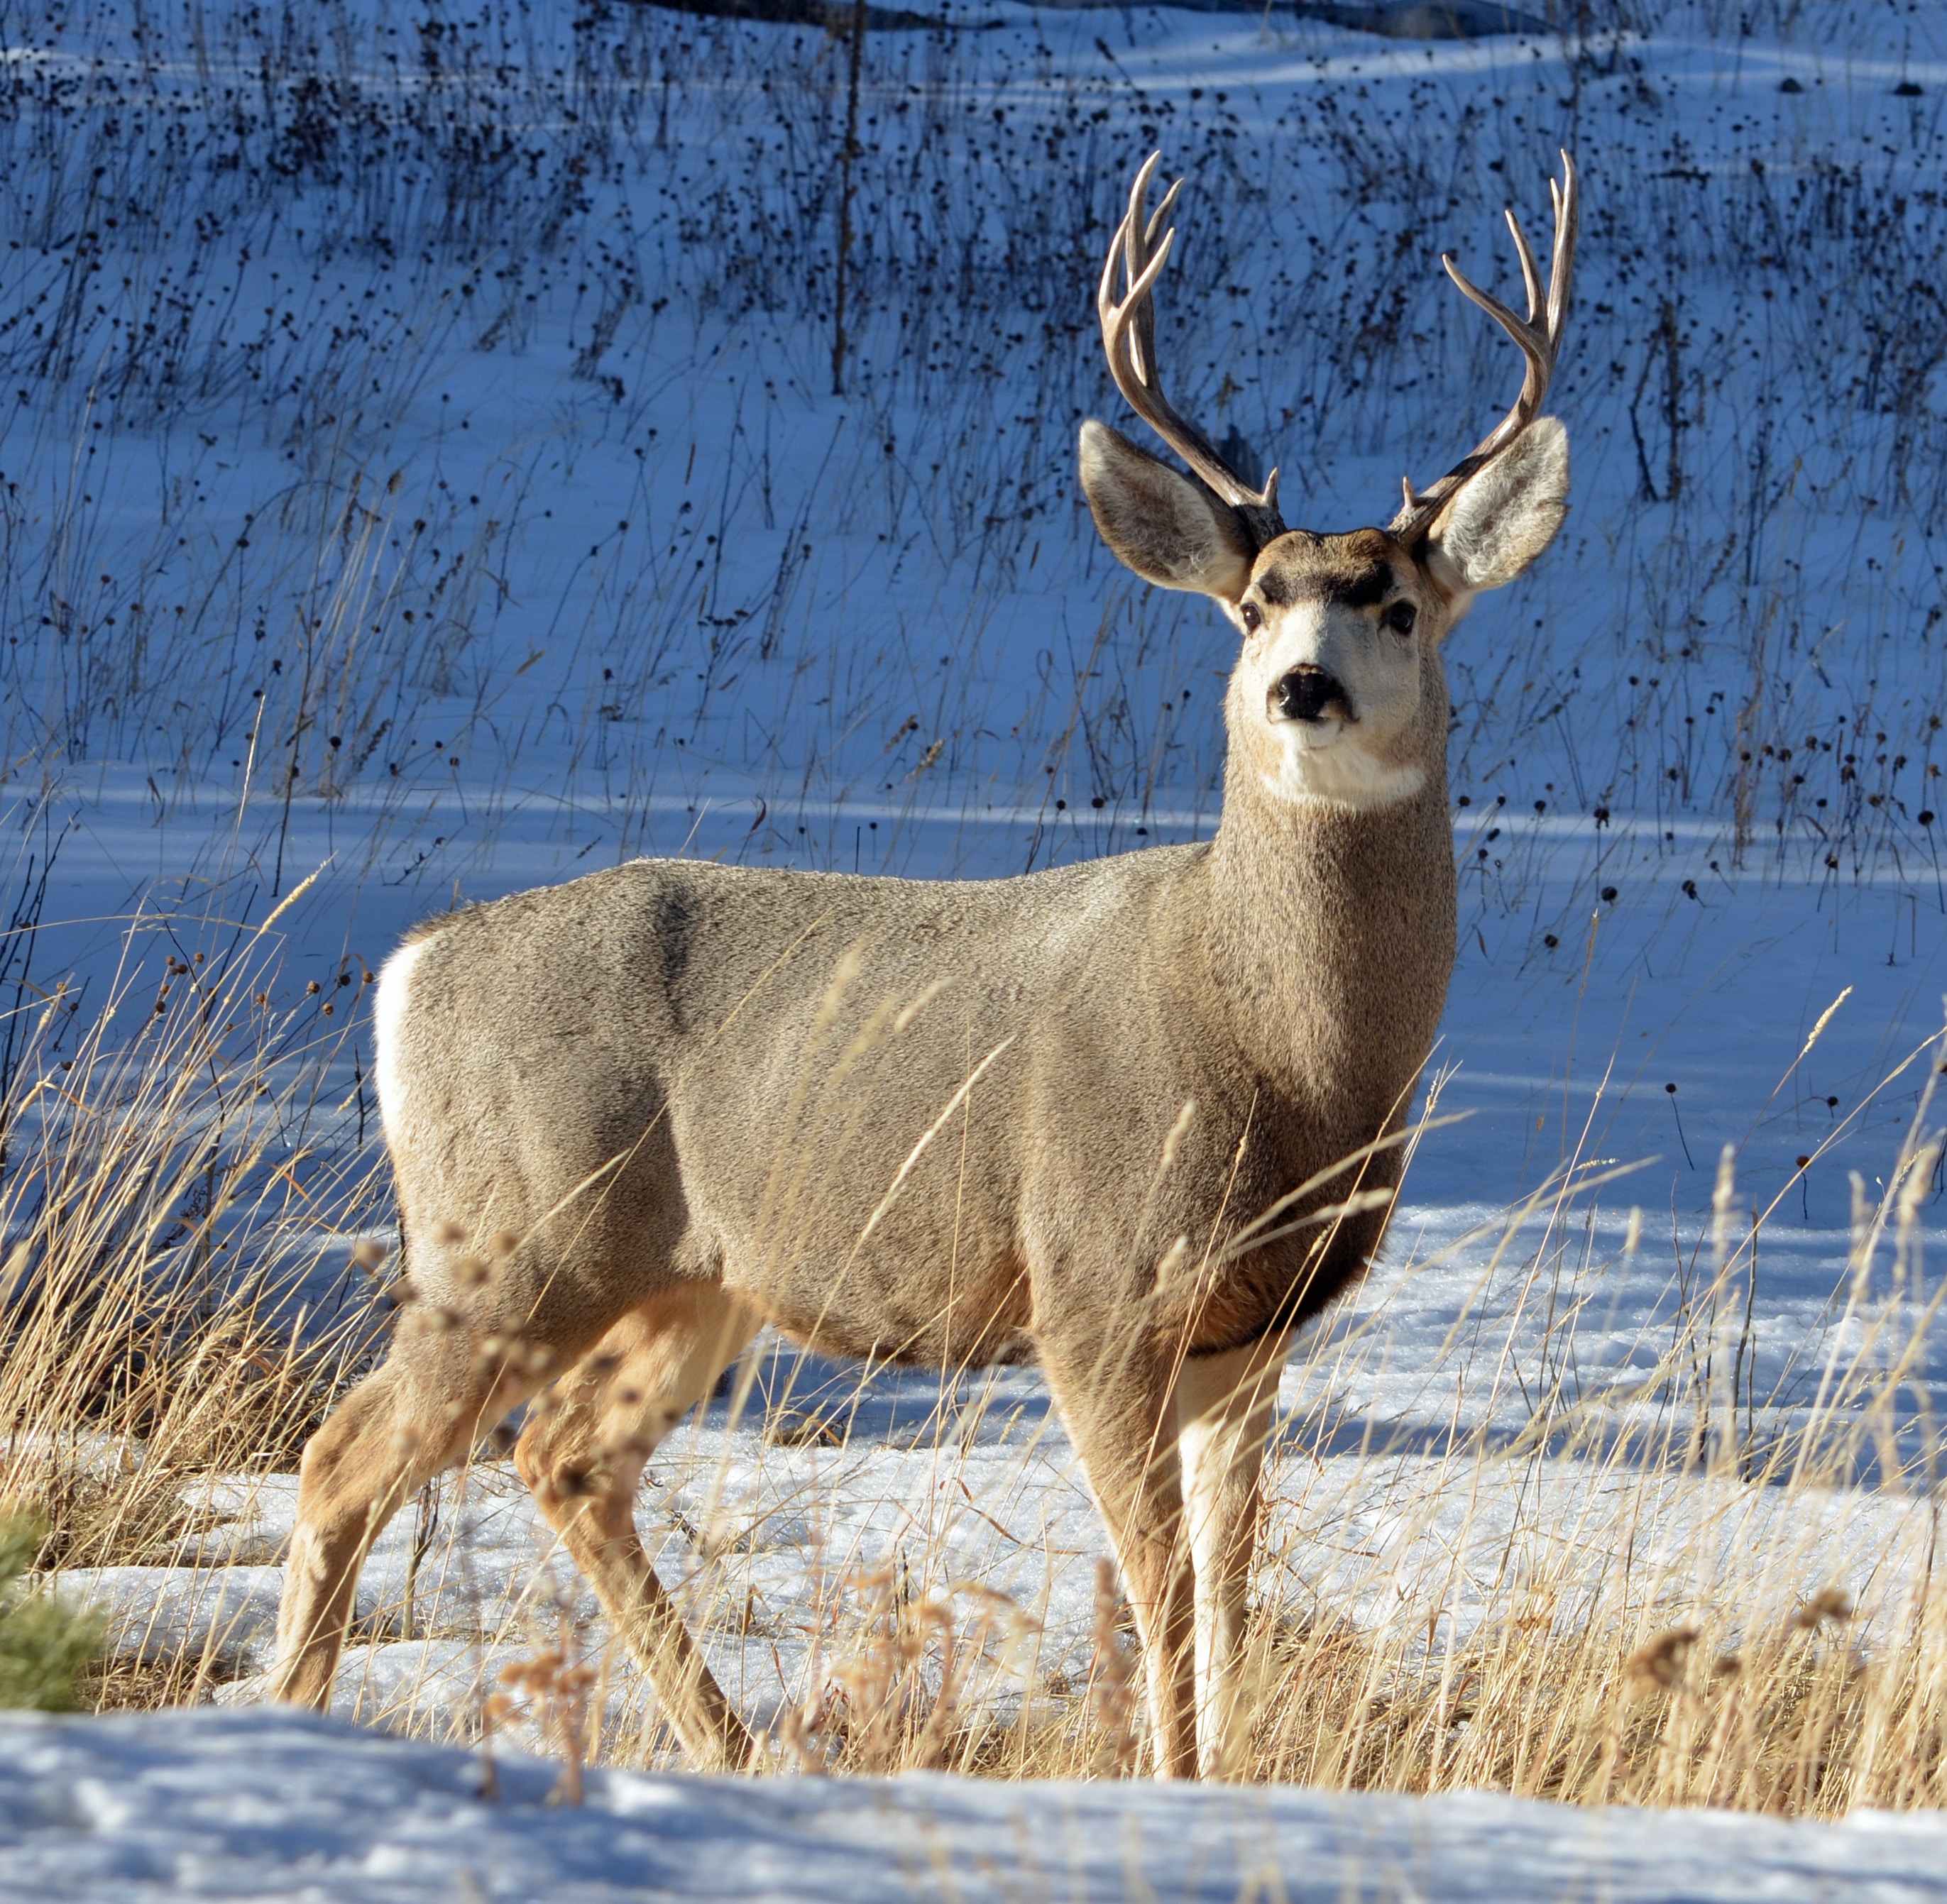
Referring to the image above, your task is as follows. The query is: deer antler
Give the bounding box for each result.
[1098,153,1284,539]
[1391,151,1579,543]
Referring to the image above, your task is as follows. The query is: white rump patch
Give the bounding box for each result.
[371,937,429,1139]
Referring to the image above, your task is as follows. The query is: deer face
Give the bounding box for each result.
[1224,527,1439,812]
[1082,150,1577,815]
[1079,415,1569,815]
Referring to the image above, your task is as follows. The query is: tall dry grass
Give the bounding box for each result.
[4,0,1946,889]
[0,879,386,1704]
[6,953,1938,1822]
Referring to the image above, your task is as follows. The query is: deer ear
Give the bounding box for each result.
[1424,417,1569,596]
[1079,420,1255,602]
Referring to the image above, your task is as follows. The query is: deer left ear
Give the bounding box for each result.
[1424,417,1569,596]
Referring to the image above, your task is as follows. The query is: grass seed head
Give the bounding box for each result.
[1626,1626,1698,1692]
[1794,1589,1853,1631]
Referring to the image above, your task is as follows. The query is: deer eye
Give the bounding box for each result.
[1384,600,1417,637]
[1239,600,1263,633]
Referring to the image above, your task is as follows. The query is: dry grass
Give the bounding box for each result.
[0,886,386,1596]
[4,964,1945,1820]
[5,0,1945,886]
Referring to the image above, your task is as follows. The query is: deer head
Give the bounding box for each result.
[1080,153,1577,813]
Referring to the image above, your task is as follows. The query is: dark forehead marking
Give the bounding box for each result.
[1252,527,1398,610]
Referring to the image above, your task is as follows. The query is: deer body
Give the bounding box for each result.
[377,750,1453,1373]
[272,153,1576,1778]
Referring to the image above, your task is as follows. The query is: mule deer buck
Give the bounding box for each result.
[270,151,1577,1778]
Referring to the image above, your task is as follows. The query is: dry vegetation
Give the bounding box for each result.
[2,0,1943,869]
[0,886,386,1702]
[3,935,1944,1820]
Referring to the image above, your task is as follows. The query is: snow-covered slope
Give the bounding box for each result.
[5,0,1947,1834]
[8,1707,1947,1903]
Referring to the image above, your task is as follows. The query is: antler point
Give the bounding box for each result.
[1414,148,1576,522]
[1093,155,1283,529]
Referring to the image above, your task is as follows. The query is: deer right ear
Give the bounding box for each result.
[1079,420,1256,602]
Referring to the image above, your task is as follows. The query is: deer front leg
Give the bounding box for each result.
[1174,1333,1289,1778]
[515,1287,760,1771]
[1039,1333,1197,1778]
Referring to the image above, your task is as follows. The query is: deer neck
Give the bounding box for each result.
[1191,715,1457,1130]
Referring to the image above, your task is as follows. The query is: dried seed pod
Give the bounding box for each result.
[1794,1588,1853,1630]
[1625,1626,1697,1690]
[349,1237,389,1272]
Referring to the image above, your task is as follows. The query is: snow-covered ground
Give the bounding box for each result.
[11,1706,1947,1902]
[4,0,1947,1876]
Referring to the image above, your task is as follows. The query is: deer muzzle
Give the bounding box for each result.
[1270,665,1352,727]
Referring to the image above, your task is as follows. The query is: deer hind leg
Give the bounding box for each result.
[1174,1332,1290,1779]
[1039,1334,1198,1779]
[515,1284,760,1771]
[270,1311,527,1711]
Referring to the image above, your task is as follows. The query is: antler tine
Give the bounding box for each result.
[1546,153,1579,338]
[1506,206,1545,326]
[1097,153,1281,527]
[1442,256,1551,417]
[1121,169,1183,389]
[1391,152,1579,542]
[1104,216,1172,390]
[1141,172,1182,253]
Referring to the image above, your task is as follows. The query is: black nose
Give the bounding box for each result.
[1272,666,1349,725]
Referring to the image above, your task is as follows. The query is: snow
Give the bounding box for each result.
[3,0,1947,1881]
[7,1706,1947,1901]
[62,826,1941,1748]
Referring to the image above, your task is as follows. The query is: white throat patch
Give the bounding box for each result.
[1262,727,1426,812]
